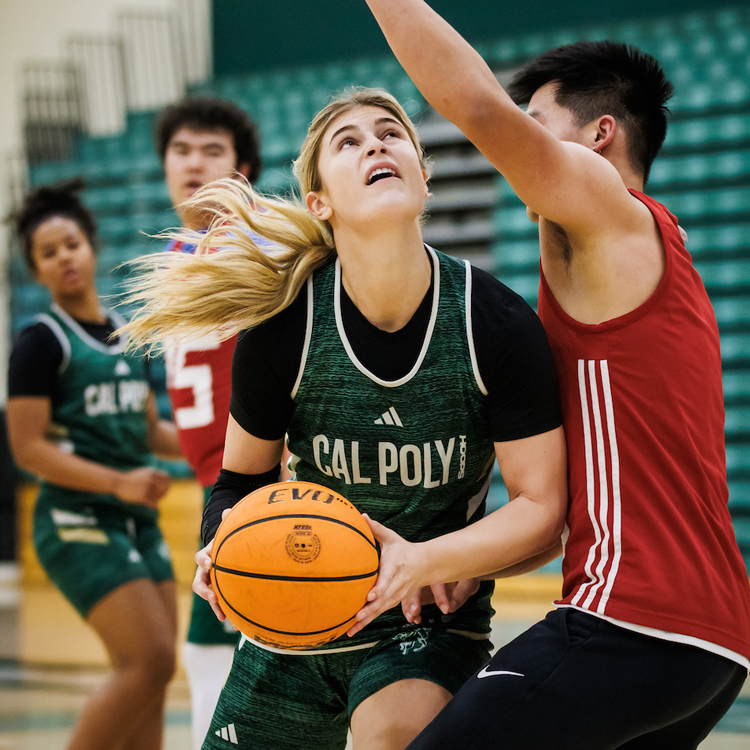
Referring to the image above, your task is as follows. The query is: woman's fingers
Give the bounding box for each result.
[401,588,423,624]
[429,582,452,615]
[192,539,226,621]
[447,578,480,612]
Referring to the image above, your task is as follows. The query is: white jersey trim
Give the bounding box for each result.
[238,633,380,655]
[50,303,127,356]
[290,274,314,400]
[464,261,488,396]
[237,627,491,656]
[559,604,750,672]
[36,314,72,375]
[333,245,441,388]
[570,359,622,613]
[466,464,493,521]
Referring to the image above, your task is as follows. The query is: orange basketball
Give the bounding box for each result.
[210,481,379,649]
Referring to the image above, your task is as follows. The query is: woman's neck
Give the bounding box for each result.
[336,220,431,333]
[52,288,106,323]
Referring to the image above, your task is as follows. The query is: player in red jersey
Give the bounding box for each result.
[351,2,750,747]
[154,97,264,750]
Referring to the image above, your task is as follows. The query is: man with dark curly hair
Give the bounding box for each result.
[154,95,263,750]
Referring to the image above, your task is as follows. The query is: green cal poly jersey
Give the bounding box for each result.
[35,303,153,516]
[288,247,496,646]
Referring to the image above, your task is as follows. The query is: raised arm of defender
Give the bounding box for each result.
[366,1,634,234]
[365,0,667,325]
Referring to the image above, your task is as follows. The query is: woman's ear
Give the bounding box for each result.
[305,191,333,221]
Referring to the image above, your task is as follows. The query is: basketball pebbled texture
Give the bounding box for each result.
[211,481,379,649]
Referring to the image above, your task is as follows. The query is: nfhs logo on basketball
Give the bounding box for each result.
[210,481,379,649]
[285,525,321,563]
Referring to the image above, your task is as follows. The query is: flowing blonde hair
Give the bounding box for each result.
[121,87,428,350]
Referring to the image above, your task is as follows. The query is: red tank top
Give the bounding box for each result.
[165,332,236,488]
[537,190,750,667]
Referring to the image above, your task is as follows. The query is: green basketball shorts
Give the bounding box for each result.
[33,494,174,618]
[187,590,241,645]
[187,485,240,646]
[203,626,492,750]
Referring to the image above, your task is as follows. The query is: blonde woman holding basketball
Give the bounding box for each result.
[124,88,567,750]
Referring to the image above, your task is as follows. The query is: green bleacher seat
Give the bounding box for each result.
[654,187,750,222]
[256,164,296,195]
[82,185,132,214]
[721,333,750,366]
[96,215,136,244]
[484,39,520,65]
[713,298,750,328]
[696,260,750,292]
[28,160,82,187]
[135,210,178,236]
[671,79,750,114]
[727,444,750,478]
[729,481,750,512]
[725,407,750,436]
[11,283,49,311]
[664,114,750,153]
[494,206,537,240]
[649,151,750,188]
[492,239,539,272]
[681,224,748,258]
[130,181,171,212]
[723,371,750,401]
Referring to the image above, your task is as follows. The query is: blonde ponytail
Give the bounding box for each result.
[121,87,428,351]
[121,178,334,350]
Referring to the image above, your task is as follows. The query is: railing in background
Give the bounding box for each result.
[67,35,128,136]
[117,9,185,112]
[21,61,85,162]
[17,0,212,158]
[178,0,212,85]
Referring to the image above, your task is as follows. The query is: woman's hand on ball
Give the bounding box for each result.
[347,515,429,637]
[192,509,232,622]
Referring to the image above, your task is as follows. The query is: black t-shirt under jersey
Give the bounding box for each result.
[230,265,562,443]
[8,319,148,398]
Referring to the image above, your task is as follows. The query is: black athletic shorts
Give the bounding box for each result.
[408,607,746,750]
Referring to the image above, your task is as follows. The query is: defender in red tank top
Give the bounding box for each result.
[356,3,750,747]
[538,190,750,665]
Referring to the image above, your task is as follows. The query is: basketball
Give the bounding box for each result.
[210,481,380,649]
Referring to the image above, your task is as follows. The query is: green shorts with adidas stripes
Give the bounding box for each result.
[186,486,240,646]
[33,489,174,619]
[203,627,492,749]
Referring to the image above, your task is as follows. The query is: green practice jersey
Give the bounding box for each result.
[288,247,496,645]
[36,304,153,515]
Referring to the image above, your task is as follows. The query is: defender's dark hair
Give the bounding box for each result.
[14,178,97,271]
[508,41,674,183]
[155,96,263,183]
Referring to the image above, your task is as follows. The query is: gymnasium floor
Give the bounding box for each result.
[2,480,749,749]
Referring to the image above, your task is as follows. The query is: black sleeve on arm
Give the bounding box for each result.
[471,268,562,442]
[202,464,282,546]
[8,323,64,398]
[229,284,307,440]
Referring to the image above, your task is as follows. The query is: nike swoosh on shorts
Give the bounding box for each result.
[477,666,524,679]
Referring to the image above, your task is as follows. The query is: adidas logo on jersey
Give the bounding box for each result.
[374,407,403,426]
[114,360,131,376]
[215,723,238,744]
